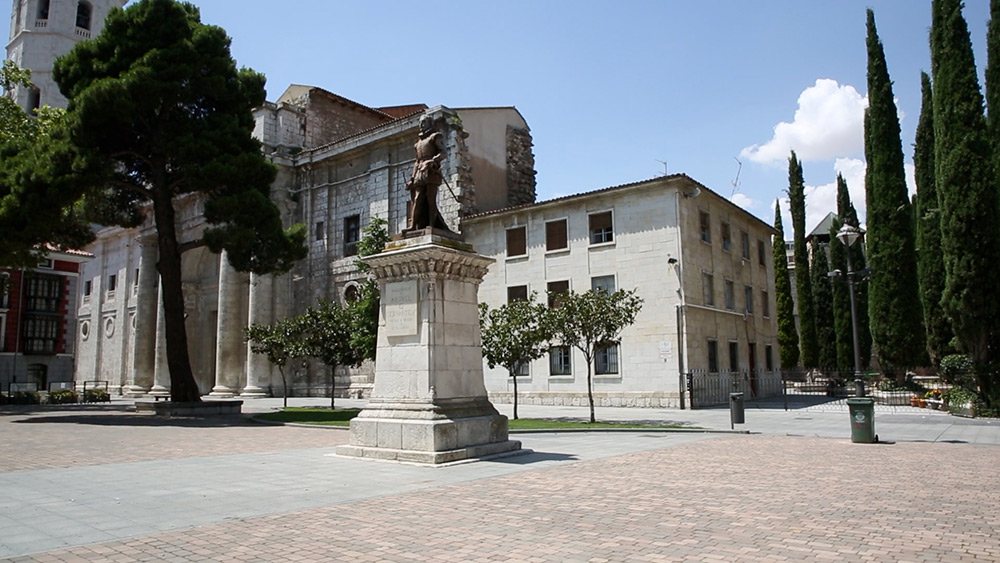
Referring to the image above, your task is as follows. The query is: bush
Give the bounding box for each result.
[83,388,110,403]
[940,354,975,387]
[48,389,79,404]
[7,391,41,405]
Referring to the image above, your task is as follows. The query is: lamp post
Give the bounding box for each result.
[836,224,866,397]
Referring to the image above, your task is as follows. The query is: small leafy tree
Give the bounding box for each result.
[479,293,552,419]
[350,217,390,361]
[546,288,643,423]
[301,300,364,409]
[244,317,307,407]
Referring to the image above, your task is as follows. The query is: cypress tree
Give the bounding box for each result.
[931,0,1000,406]
[787,151,819,368]
[914,71,954,367]
[772,202,800,369]
[835,175,872,368]
[829,216,852,369]
[987,0,999,174]
[864,10,927,369]
[810,239,836,368]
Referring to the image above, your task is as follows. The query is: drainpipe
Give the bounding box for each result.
[673,190,687,409]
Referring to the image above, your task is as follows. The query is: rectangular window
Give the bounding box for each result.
[721,222,732,252]
[0,275,9,309]
[547,280,569,308]
[744,285,754,315]
[724,279,735,310]
[506,226,527,257]
[588,211,613,245]
[133,268,140,287]
[591,275,615,294]
[343,215,360,257]
[741,231,750,260]
[23,315,58,355]
[545,219,568,251]
[315,221,325,241]
[699,211,711,243]
[507,285,528,303]
[761,289,770,318]
[758,238,767,266]
[513,361,530,377]
[707,339,719,373]
[729,341,739,373]
[107,274,117,293]
[84,280,92,296]
[765,344,774,371]
[26,276,61,312]
[595,344,619,375]
[549,346,572,375]
[702,272,714,307]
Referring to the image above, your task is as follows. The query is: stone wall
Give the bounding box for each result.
[506,126,536,207]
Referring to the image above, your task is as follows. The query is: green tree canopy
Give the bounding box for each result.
[244,316,307,408]
[479,293,552,420]
[546,288,642,423]
[350,217,390,362]
[864,9,926,369]
[787,151,818,368]
[834,175,871,368]
[53,0,306,401]
[772,201,799,369]
[301,300,364,409]
[810,240,836,368]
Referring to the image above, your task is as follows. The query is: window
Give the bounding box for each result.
[721,222,732,252]
[107,274,117,293]
[24,315,59,354]
[83,280,92,299]
[37,258,53,269]
[724,279,735,310]
[765,344,774,371]
[758,238,767,266]
[506,226,526,257]
[507,285,528,302]
[38,0,50,20]
[27,87,41,113]
[0,273,10,309]
[15,0,22,31]
[133,268,140,287]
[547,280,569,308]
[744,285,754,315]
[513,361,530,377]
[315,221,325,241]
[344,284,359,303]
[549,346,571,375]
[741,231,750,260]
[702,272,714,307]
[545,219,568,251]
[588,211,613,245]
[595,344,619,375]
[761,289,770,318]
[26,276,60,312]
[343,215,360,257]
[591,275,615,294]
[729,341,739,373]
[707,339,718,373]
[76,1,92,30]
[699,212,711,243]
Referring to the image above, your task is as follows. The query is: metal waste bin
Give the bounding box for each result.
[729,392,745,428]
[846,398,877,443]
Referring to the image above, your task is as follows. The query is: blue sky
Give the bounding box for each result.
[8,1,994,231]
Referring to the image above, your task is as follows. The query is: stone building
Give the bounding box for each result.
[463,175,780,408]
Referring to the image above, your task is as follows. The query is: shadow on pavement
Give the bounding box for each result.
[487,450,578,465]
[11,412,254,428]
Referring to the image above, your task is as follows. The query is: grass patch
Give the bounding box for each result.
[508,418,691,430]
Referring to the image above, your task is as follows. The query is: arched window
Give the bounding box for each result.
[37,0,50,20]
[15,0,23,31]
[76,1,92,30]
[344,284,359,303]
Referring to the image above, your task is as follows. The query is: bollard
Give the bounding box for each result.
[729,392,745,429]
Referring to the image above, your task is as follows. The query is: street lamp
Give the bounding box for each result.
[836,224,866,397]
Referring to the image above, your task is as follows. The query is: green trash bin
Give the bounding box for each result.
[846,398,877,443]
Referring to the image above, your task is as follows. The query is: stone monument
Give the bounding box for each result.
[336,116,521,464]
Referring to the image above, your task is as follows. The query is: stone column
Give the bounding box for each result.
[148,282,170,397]
[241,272,272,397]
[211,251,248,396]
[125,238,157,397]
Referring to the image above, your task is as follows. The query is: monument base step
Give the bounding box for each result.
[335,439,524,465]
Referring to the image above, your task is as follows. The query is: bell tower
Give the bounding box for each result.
[6,0,126,111]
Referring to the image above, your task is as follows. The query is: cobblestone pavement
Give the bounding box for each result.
[2,419,997,562]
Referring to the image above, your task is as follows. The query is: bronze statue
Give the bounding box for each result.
[406,115,452,232]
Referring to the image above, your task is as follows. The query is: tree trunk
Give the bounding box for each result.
[330,367,336,410]
[511,367,519,420]
[152,185,201,403]
[278,366,287,409]
[586,356,595,423]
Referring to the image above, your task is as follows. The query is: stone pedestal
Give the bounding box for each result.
[336,232,521,464]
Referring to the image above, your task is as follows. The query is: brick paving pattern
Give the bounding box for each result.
[0,408,347,472]
[3,434,997,562]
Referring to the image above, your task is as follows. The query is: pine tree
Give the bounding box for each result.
[931,0,1000,406]
[835,175,872,368]
[810,239,836,368]
[864,9,927,369]
[914,72,954,367]
[772,201,800,369]
[787,151,819,368]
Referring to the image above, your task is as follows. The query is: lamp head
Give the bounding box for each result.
[836,224,864,247]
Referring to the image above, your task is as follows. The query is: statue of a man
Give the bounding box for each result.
[406,115,452,232]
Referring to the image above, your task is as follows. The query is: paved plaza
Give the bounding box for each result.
[1,399,998,562]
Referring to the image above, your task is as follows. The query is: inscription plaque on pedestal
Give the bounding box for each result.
[384,280,418,337]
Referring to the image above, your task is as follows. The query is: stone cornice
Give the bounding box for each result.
[365,240,494,283]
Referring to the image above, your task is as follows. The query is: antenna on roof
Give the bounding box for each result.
[730,157,742,198]
[655,159,668,177]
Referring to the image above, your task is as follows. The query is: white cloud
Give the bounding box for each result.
[740,79,867,165]
[774,158,868,240]
[904,162,916,199]
[730,193,757,211]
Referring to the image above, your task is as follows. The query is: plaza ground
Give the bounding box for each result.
[1,398,997,562]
